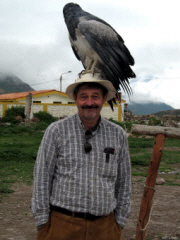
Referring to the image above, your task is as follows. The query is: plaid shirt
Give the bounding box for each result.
[31,114,131,228]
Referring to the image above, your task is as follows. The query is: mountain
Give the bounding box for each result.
[0,72,34,94]
[127,102,174,116]
[154,109,180,117]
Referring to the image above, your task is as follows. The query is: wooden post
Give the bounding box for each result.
[131,124,180,240]
[25,93,32,121]
[136,134,166,240]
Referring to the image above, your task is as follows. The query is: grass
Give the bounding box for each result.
[165,180,180,186]
[164,138,180,147]
[128,136,180,186]
[0,123,180,197]
[128,137,154,167]
[162,151,180,164]
[0,123,44,197]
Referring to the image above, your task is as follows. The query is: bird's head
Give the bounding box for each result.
[63,3,82,17]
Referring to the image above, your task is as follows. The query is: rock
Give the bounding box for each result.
[31,117,40,122]
[3,122,11,126]
[59,115,67,120]
[129,235,136,240]
[168,169,180,174]
[156,177,166,185]
[161,236,169,240]
[15,116,23,122]
[176,231,180,237]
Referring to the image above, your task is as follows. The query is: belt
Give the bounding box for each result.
[50,205,102,221]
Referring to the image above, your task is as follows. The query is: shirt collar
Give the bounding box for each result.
[75,113,102,135]
[75,114,86,132]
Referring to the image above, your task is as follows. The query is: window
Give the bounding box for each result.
[53,101,62,104]
[33,101,41,103]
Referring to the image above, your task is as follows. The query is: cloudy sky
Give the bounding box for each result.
[0,0,180,108]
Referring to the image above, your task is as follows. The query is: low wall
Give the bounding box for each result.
[0,102,123,121]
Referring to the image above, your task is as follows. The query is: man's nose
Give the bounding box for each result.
[86,97,93,105]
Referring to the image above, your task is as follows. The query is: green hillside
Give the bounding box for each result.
[127,102,174,115]
[0,73,34,94]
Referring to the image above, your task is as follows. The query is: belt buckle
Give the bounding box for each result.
[84,212,90,220]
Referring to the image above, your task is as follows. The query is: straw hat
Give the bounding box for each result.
[66,73,116,101]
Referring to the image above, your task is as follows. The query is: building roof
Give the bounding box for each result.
[0,89,126,104]
[0,89,67,100]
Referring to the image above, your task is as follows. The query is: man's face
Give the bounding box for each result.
[73,86,107,122]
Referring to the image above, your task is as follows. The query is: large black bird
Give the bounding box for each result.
[63,2,136,105]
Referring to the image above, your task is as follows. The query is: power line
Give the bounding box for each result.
[30,75,180,87]
[31,79,59,86]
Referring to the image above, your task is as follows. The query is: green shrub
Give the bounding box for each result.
[109,118,132,132]
[2,106,25,123]
[148,117,161,126]
[125,121,132,132]
[33,111,58,124]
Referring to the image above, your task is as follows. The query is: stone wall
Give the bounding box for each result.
[101,105,120,120]
[32,104,43,113]
[7,104,24,109]
[48,105,77,118]
[47,104,120,120]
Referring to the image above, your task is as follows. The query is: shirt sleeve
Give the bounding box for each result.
[31,123,58,227]
[114,130,131,228]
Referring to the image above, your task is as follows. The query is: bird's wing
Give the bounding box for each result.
[78,19,135,94]
[71,45,81,61]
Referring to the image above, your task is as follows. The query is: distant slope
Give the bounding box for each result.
[0,72,34,94]
[127,102,174,116]
[154,109,180,116]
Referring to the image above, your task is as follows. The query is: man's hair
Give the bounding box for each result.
[73,82,108,99]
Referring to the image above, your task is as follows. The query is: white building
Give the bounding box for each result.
[0,89,126,121]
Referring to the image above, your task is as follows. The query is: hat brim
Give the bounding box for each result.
[66,74,116,101]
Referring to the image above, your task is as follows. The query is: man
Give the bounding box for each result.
[31,73,131,240]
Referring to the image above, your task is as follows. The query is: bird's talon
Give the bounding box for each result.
[78,70,85,78]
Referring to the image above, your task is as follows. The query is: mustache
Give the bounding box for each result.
[82,105,99,109]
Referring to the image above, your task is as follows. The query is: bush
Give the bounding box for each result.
[2,106,25,123]
[109,118,132,132]
[33,111,58,124]
[148,117,161,126]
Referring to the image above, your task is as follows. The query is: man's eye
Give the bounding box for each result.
[93,96,98,99]
[80,96,86,100]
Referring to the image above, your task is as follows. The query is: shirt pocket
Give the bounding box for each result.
[57,143,83,175]
[98,152,118,178]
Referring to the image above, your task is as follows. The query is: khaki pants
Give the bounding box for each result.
[36,210,122,240]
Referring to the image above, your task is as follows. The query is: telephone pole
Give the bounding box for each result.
[60,71,72,91]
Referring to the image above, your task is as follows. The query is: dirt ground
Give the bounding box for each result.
[0,176,180,240]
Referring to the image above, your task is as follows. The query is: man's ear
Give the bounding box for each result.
[73,93,77,102]
[103,93,108,104]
